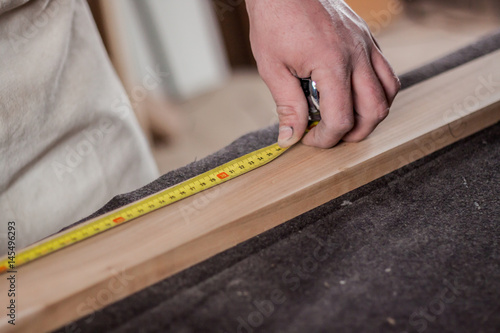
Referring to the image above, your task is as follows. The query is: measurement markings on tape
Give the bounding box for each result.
[0,143,287,274]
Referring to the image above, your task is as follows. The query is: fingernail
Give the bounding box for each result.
[278,126,293,146]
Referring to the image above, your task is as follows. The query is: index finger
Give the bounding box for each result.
[302,66,354,148]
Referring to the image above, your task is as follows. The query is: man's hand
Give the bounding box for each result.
[246,0,400,148]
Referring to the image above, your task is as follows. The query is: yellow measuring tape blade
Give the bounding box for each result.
[0,143,287,274]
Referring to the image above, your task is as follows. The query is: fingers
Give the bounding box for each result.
[259,46,399,149]
[371,48,401,106]
[341,47,400,142]
[303,46,400,146]
[342,58,390,142]
[302,66,354,148]
[259,63,309,148]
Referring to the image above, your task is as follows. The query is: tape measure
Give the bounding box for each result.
[0,78,321,274]
[0,143,288,274]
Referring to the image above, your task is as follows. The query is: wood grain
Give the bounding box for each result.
[1,50,500,333]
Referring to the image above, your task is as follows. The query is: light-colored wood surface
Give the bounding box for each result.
[2,51,500,332]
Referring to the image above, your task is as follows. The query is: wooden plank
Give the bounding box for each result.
[2,50,500,333]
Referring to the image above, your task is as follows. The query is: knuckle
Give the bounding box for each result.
[365,80,384,99]
[313,133,339,149]
[315,46,347,69]
[394,76,402,93]
[334,116,355,133]
[375,103,390,121]
[385,73,401,96]
[276,105,306,127]
[351,40,369,64]
[395,75,402,88]
[276,105,298,118]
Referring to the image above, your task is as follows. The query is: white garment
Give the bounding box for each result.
[0,0,159,254]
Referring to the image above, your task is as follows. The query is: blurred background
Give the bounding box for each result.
[87,0,500,174]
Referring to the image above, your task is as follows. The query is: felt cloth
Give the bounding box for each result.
[59,30,500,333]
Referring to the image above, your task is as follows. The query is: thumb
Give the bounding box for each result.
[261,65,309,148]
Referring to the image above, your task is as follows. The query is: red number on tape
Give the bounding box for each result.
[217,172,229,179]
[113,217,125,224]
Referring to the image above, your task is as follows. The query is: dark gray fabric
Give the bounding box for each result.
[58,30,500,333]
[65,124,499,333]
